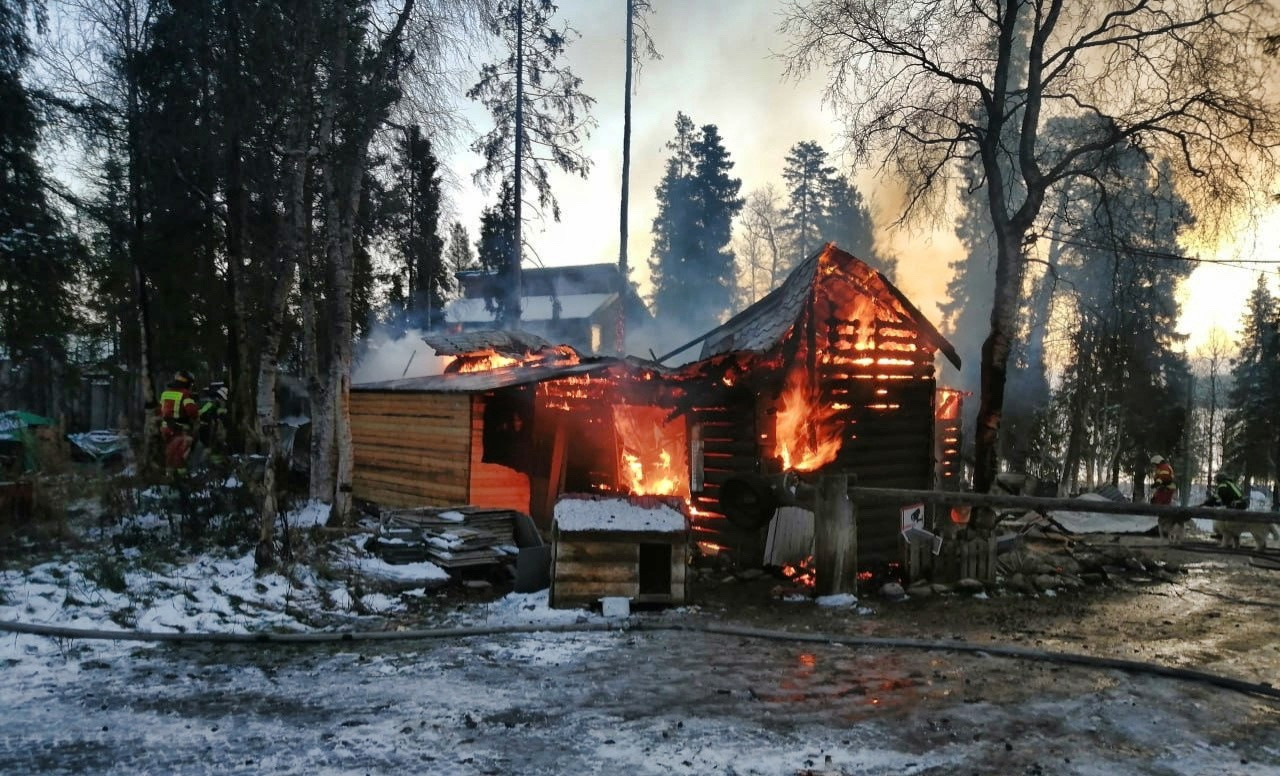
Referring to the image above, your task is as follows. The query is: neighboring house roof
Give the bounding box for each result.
[443,293,617,325]
[699,243,961,369]
[453,263,652,325]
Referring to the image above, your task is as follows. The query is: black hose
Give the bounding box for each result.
[3,617,1277,702]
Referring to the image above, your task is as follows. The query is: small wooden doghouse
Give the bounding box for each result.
[550,495,690,609]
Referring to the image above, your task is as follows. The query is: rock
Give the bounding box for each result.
[956,577,986,594]
[1033,574,1060,591]
[879,582,906,600]
[737,568,765,580]
[931,583,953,595]
[1048,555,1081,575]
[1080,572,1106,586]
[1154,569,1177,583]
[1124,556,1146,572]
[907,583,933,599]
[1073,552,1104,572]
[1163,560,1184,574]
[1006,573,1033,594]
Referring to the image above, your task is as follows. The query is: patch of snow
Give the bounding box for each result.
[437,510,466,522]
[287,499,330,528]
[469,590,603,628]
[1050,493,1157,533]
[338,553,448,584]
[815,593,859,607]
[554,497,686,533]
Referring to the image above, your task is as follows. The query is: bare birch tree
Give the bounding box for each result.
[783,0,1280,500]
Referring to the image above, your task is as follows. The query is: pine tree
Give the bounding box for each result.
[822,175,895,278]
[0,0,80,413]
[470,0,596,326]
[1224,276,1278,490]
[476,181,518,320]
[385,126,448,324]
[780,141,835,267]
[649,113,743,335]
[445,221,478,283]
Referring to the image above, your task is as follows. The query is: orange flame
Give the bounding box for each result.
[613,405,689,498]
[774,366,842,472]
[782,555,816,587]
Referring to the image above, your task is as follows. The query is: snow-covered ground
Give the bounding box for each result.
[4,491,1280,774]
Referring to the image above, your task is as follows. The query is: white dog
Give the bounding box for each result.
[1213,519,1279,551]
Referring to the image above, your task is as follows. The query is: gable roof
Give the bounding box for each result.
[699,243,961,369]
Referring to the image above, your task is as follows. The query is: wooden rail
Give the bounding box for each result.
[847,486,1280,526]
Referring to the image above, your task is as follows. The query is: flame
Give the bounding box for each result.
[454,352,519,372]
[781,555,816,587]
[936,388,964,421]
[613,405,689,498]
[774,366,842,472]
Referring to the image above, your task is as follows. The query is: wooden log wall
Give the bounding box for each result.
[822,320,936,576]
[350,391,471,507]
[687,387,758,557]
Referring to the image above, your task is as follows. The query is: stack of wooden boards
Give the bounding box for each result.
[374,506,520,571]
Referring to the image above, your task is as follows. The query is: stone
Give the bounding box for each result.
[930,583,953,595]
[1073,552,1104,572]
[956,578,986,593]
[907,583,933,599]
[1154,569,1177,583]
[1033,574,1060,591]
[1006,573,1033,594]
[1124,556,1146,572]
[1163,560,1184,573]
[879,582,906,600]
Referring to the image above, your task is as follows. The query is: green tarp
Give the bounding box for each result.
[0,410,54,472]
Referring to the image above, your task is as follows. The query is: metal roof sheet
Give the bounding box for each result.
[421,329,555,356]
[353,359,618,393]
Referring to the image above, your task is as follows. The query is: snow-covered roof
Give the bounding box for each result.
[554,496,688,534]
[444,294,616,324]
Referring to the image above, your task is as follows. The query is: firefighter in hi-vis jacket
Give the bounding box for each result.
[1149,454,1176,506]
[158,371,199,475]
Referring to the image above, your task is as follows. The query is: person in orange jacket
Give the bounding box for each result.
[1149,454,1176,505]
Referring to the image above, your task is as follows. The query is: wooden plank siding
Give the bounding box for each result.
[468,396,532,515]
[350,391,471,508]
[550,535,689,608]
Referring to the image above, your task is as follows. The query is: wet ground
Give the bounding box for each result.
[3,538,1280,775]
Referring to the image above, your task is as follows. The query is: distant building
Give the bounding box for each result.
[444,264,652,355]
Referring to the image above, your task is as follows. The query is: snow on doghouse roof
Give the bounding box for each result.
[554,496,688,534]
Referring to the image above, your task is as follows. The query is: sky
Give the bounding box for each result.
[439,0,1280,360]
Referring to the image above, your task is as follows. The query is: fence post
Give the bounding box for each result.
[814,472,856,596]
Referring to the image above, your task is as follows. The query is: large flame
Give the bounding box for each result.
[449,345,580,374]
[613,405,689,497]
[774,366,842,472]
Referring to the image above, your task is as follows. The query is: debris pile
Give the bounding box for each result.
[372,507,521,571]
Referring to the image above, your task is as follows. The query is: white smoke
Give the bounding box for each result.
[352,328,453,384]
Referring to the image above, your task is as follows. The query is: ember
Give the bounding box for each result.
[782,555,816,587]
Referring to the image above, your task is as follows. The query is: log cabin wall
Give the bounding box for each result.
[823,320,937,575]
[687,386,758,556]
[350,391,471,507]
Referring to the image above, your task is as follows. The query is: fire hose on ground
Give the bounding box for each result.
[2,618,1277,702]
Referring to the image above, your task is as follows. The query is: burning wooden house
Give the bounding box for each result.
[550,495,690,608]
[350,330,678,528]
[665,244,962,578]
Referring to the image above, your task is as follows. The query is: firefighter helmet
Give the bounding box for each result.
[173,370,195,386]
[1149,455,1165,465]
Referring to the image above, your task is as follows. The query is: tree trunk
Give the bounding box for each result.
[507,0,524,328]
[973,225,1026,496]
[222,0,256,454]
[616,0,634,354]
[300,243,334,502]
[255,0,316,569]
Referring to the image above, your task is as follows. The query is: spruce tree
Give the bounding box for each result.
[476,181,518,320]
[649,113,743,335]
[822,174,895,278]
[780,140,835,267]
[1224,276,1278,490]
